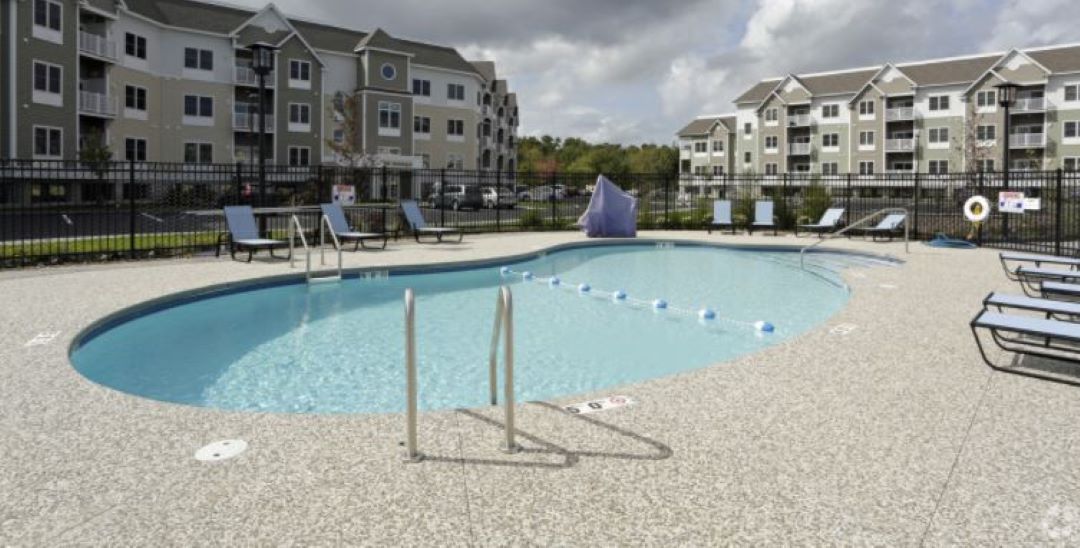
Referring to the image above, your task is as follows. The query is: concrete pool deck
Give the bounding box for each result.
[2,231,1079,544]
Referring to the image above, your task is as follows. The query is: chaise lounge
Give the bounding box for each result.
[217,205,290,262]
[320,202,388,250]
[707,200,734,234]
[400,200,463,243]
[796,208,845,237]
[857,213,906,241]
[748,200,776,235]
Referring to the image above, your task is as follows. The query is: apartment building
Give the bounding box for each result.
[0,0,518,171]
[677,43,1080,178]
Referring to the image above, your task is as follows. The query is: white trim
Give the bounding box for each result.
[78,2,118,20]
[123,84,148,120]
[356,45,415,58]
[31,60,63,107]
[8,0,17,156]
[286,145,312,167]
[858,130,875,151]
[287,102,311,133]
[182,94,215,126]
[288,59,312,90]
[1063,120,1080,144]
[31,125,63,158]
[31,0,63,44]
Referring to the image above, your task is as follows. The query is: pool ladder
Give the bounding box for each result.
[403,286,520,463]
[287,214,343,283]
[799,207,909,270]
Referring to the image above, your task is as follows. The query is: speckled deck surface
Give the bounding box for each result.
[2,231,1078,545]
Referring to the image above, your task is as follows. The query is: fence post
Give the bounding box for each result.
[550,172,557,228]
[664,173,671,228]
[782,172,789,231]
[845,172,852,220]
[1056,168,1064,256]
[439,168,446,227]
[495,169,502,232]
[977,170,985,246]
[912,171,921,239]
[128,160,137,258]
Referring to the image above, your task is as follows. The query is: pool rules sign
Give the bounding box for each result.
[998,191,1025,214]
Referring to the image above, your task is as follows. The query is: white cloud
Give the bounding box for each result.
[981,0,1080,50]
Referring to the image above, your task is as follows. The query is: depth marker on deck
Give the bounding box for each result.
[25,331,61,347]
[564,395,634,415]
[829,324,858,336]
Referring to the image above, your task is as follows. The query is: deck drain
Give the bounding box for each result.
[195,439,248,462]
[564,395,634,415]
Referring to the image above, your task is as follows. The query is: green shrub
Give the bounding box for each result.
[801,182,831,226]
[519,209,544,229]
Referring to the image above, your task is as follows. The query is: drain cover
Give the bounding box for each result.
[195,439,248,462]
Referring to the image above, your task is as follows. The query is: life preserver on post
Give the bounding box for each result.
[964,196,990,222]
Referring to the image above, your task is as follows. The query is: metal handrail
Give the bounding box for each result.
[403,288,422,462]
[488,286,520,453]
[318,214,343,279]
[287,214,311,282]
[799,207,909,269]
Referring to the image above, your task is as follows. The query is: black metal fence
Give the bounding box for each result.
[1,159,1079,266]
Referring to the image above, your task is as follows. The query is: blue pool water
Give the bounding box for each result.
[71,244,859,414]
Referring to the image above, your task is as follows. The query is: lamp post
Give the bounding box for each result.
[996,81,1018,241]
[249,42,277,212]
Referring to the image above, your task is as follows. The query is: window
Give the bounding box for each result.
[1065,121,1079,140]
[712,140,724,153]
[412,79,431,96]
[33,0,62,32]
[821,162,838,175]
[928,160,949,175]
[1066,85,1079,103]
[446,153,464,170]
[976,125,996,141]
[289,60,311,82]
[183,48,213,71]
[928,127,949,144]
[694,142,707,153]
[1065,158,1078,172]
[33,61,62,94]
[447,83,466,101]
[447,119,465,137]
[764,135,778,151]
[712,166,724,175]
[744,151,752,163]
[378,101,401,131]
[183,143,213,164]
[333,129,345,144]
[183,95,213,118]
[125,33,147,59]
[744,122,752,136]
[124,86,147,111]
[858,100,875,117]
[823,104,839,118]
[414,116,431,134]
[859,131,874,148]
[976,159,995,173]
[858,161,874,175]
[380,63,396,81]
[765,163,778,175]
[125,138,147,162]
[288,103,311,125]
[822,133,839,148]
[33,126,62,158]
[929,95,950,111]
[764,108,778,123]
[976,90,997,108]
[288,147,311,167]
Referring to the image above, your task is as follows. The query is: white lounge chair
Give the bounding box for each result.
[971,309,1080,384]
[320,202,388,251]
[707,200,734,234]
[797,208,844,237]
[217,205,290,262]
[1000,252,1080,281]
[749,200,776,235]
[400,200,463,243]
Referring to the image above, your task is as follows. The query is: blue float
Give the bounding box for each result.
[754,321,775,333]
[522,271,534,281]
[698,308,716,320]
[653,299,668,310]
[612,290,627,301]
[548,277,561,287]
[578,283,591,293]
[499,266,512,276]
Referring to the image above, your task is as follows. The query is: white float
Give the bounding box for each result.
[963,195,991,222]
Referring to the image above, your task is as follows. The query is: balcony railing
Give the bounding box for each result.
[885,138,915,152]
[1010,133,1046,148]
[233,111,275,132]
[234,65,274,87]
[1012,97,1047,113]
[788,142,811,155]
[885,107,914,122]
[787,114,812,127]
[78,31,117,60]
[78,91,116,117]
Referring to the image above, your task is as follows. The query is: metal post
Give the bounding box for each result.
[495,169,502,232]
[845,172,852,222]
[403,288,422,463]
[234,162,243,204]
[664,172,671,228]
[977,170,985,246]
[488,292,503,406]
[128,160,136,258]
[257,73,268,210]
[1002,101,1011,242]
[912,171,921,239]
[550,172,557,228]
[1055,168,1064,256]
[500,286,519,454]
[439,168,447,227]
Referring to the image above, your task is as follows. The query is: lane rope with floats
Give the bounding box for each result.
[499,267,775,333]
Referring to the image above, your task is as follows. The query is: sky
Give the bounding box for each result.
[243,0,1080,145]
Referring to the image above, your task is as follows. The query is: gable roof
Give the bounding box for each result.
[734,79,781,104]
[355,28,402,52]
[677,117,718,137]
[1027,44,1080,73]
[123,0,250,33]
[717,115,736,132]
[798,67,881,96]
[470,61,497,81]
[895,54,999,86]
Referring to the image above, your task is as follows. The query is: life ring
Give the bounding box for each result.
[964,196,990,222]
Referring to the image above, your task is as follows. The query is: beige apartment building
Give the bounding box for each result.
[678,43,1080,178]
[0,0,519,172]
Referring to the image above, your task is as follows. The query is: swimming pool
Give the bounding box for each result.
[71,243,875,414]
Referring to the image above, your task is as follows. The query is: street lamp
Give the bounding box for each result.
[996,81,1018,240]
[249,42,278,210]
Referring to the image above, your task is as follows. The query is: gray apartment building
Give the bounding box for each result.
[678,43,1080,179]
[0,0,518,171]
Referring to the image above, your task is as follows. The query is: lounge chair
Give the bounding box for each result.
[1014,266,1080,296]
[971,309,1080,384]
[1042,281,1080,301]
[857,213,906,241]
[797,208,844,237]
[400,200,463,243]
[1000,252,1080,281]
[707,200,734,234]
[217,205,290,262]
[748,200,776,235]
[983,292,1080,321]
[320,203,388,251]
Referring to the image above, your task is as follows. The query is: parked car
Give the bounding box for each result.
[428,182,483,210]
[481,186,517,209]
[517,185,566,201]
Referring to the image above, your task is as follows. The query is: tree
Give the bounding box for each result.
[79,129,114,205]
[325,92,373,167]
[514,135,678,176]
[955,110,994,174]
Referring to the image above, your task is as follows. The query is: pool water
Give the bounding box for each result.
[71,244,860,414]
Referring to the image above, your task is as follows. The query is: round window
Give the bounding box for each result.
[380,63,396,81]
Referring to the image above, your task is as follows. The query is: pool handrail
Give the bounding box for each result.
[287,214,311,282]
[799,207,909,269]
[318,214,343,279]
[488,285,521,454]
[403,288,422,463]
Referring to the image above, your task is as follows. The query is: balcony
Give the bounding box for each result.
[233,110,275,132]
[885,138,915,152]
[788,142,811,155]
[787,114,812,127]
[1012,97,1047,113]
[78,31,117,61]
[885,107,914,122]
[78,91,116,117]
[1010,133,1046,148]
[234,65,274,87]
